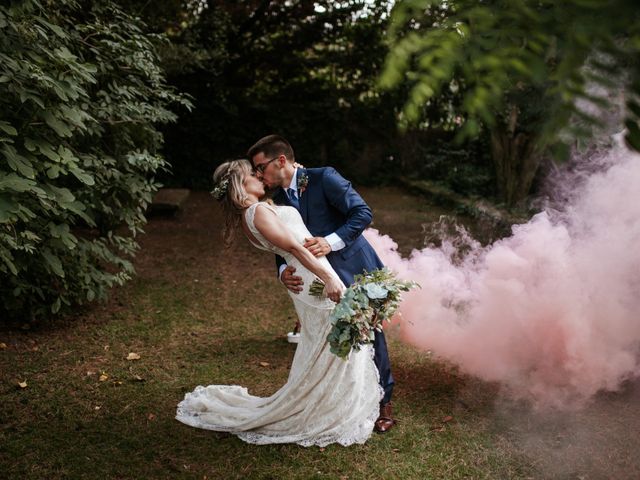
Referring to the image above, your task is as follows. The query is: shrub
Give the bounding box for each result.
[0,1,190,322]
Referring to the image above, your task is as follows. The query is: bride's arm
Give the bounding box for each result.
[252,205,344,302]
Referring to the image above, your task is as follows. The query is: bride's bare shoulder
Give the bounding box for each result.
[252,202,279,224]
[253,201,278,213]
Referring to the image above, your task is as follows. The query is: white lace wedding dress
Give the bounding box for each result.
[176,202,382,447]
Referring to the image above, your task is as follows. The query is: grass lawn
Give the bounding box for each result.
[2,188,638,479]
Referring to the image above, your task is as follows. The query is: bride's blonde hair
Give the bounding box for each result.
[212,159,253,246]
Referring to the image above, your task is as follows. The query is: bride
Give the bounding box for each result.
[176,159,382,447]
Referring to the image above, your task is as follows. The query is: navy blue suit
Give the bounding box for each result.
[274,167,394,404]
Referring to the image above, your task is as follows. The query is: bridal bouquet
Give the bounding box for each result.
[309,268,418,359]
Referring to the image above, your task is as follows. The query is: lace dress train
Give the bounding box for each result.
[176,203,382,447]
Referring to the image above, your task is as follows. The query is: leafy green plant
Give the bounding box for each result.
[381,0,640,205]
[311,268,419,359]
[0,0,191,321]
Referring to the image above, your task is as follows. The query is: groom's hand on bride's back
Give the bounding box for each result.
[281,266,304,294]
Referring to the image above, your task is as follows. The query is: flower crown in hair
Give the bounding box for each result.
[211,177,229,201]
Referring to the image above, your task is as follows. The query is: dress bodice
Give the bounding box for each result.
[243,202,339,307]
[244,202,307,259]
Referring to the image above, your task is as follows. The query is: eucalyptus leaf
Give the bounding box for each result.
[326,268,418,359]
[363,282,388,299]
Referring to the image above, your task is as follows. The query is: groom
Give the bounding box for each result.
[248,134,396,433]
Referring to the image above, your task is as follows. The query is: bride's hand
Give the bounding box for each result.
[323,276,345,303]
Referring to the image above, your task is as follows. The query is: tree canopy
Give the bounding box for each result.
[144,0,400,186]
[5,0,639,319]
[381,0,640,204]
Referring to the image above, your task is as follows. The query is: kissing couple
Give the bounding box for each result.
[176,135,396,447]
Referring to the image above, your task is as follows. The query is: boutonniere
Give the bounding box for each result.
[297,172,309,196]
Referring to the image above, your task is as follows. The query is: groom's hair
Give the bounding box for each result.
[247,134,295,162]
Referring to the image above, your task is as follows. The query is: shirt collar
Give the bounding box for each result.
[285,167,299,193]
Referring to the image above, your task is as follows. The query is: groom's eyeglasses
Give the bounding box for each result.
[254,155,281,175]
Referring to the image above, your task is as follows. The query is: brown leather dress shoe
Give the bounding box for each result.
[374,401,396,433]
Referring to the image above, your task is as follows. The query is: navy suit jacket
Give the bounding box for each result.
[273,167,384,286]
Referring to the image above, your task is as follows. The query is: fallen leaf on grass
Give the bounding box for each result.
[0,342,7,350]
[126,352,141,361]
[132,374,144,382]
[99,373,109,382]
[259,362,270,367]
[442,415,454,423]
[18,380,27,389]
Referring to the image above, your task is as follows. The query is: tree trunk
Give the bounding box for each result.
[490,107,541,207]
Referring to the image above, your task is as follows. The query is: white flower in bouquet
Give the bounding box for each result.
[309,268,419,359]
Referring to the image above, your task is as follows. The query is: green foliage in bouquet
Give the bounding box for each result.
[0,1,191,322]
[311,268,418,360]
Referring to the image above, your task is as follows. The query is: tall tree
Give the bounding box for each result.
[153,0,398,185]
[381,0,640,206]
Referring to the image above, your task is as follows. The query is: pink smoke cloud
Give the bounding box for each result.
[365,145,640,408]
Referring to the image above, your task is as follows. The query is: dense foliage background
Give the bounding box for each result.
[0,0,190,321]
[381,0,640,205]
[150,0,406,186]
[2,0,638,321]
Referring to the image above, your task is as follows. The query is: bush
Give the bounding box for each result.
[0,1,190,322]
